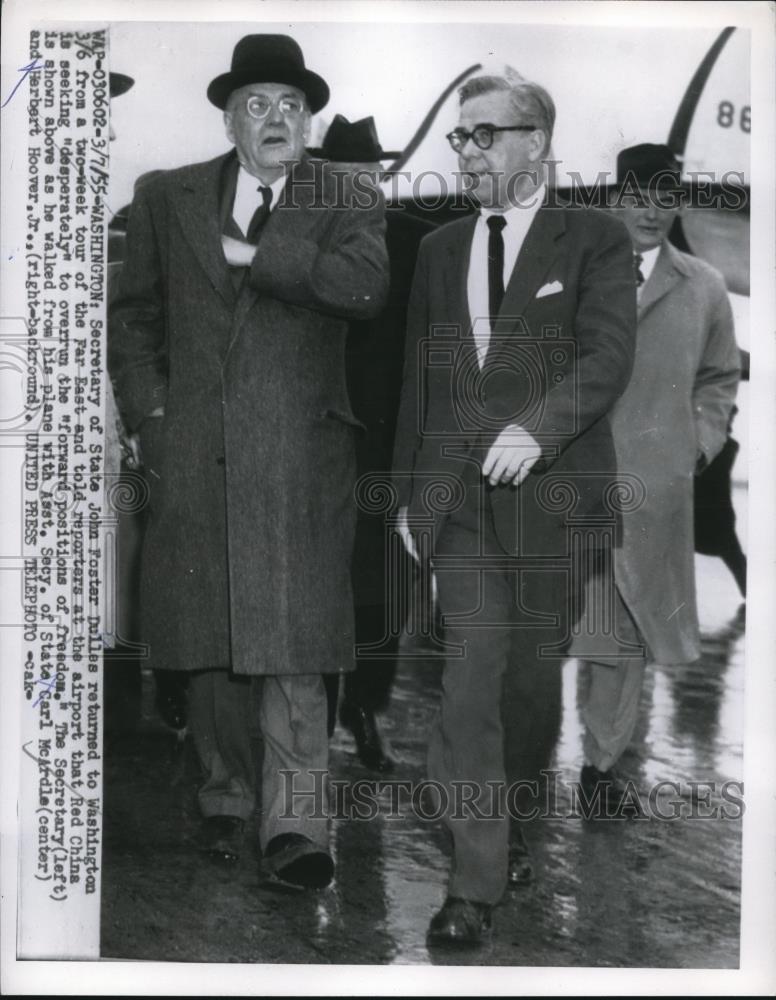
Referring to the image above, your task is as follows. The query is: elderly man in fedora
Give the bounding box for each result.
[108,34,388,889]
[572,143,740,806]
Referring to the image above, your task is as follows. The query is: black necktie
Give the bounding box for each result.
[487,215,507,321]
[246,185,273,243]
[633,252,645,287]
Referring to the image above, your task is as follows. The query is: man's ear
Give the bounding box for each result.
[527,129,547,163]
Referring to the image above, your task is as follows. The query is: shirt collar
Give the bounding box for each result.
[638,244,661,285]
[480,182,547,226]
[236,165,288,212]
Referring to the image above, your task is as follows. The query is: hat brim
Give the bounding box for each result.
[207,68,329,113]
[596,174,688,193]
[109,72,135,98]
[306,148,403,161]
[604,169,689,195]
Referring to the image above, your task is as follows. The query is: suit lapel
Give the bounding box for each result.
[638,242,684,321]
[171,153,236,308]
[443,216,477,334]
[499,204,565,326]
[482,205,565,374]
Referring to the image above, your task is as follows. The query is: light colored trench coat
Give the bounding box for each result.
[605,241,740,664]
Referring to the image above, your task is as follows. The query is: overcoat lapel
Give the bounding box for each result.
[227,158,327,350]
[637,242,685,321]
[171,154,236,308]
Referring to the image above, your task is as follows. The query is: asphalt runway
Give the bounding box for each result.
[100,476,746,967]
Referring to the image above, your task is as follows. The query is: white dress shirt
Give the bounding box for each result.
[232,167,287,237]
[467,183,546,368]
[636,244,661,300]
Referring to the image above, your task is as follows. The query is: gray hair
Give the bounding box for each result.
[458,75,555,156]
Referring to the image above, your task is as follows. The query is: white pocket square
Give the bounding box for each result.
[536,280,563,298]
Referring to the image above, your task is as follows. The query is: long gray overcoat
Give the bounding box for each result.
[108,153,389,675]
[608,241,740,663]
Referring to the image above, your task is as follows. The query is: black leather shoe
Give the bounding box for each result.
[263,833,334,890]
[200,815,244,863]
[427,897,493,948]
[507,827,534,886]
[579,765,644,818]
[154,669,188,731]
[339,701,394,773]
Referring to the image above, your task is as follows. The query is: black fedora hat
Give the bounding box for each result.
[109,72,134,98]
[617,142,682,188]
[615,143,684,192]
[308,114,401,161]
[207,34,329,113]
[597,142,688,209]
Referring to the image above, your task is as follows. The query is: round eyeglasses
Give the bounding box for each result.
[246,94,306,120]
[446,123,537,152]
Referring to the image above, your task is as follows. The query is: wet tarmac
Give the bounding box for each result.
[101,489,746,968]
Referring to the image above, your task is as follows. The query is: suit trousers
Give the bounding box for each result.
[429,479,570,905]
[189,669,329,850]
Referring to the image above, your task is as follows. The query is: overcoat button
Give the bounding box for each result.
[216,456,225,465]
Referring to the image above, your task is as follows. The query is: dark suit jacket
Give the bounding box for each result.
[392,201,637,557]
[347,209,435,606]
[347,209,436,468]
[108,153,389,676]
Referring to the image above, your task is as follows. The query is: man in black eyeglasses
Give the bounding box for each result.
[392,73,637,946]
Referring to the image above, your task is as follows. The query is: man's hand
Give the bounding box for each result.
[221,235,256,267]
[482,424,543,487]
[396,505,420,563]
[120,431,142,470]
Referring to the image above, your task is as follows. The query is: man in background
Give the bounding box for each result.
[573,143,740,804]
[693,346,748,600]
